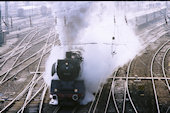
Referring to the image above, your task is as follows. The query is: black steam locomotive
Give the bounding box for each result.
[50,51,85,105]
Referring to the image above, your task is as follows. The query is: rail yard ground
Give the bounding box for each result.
[0,2,170,113]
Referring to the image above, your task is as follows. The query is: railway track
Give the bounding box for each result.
[86,19,170,113]
[0,24,51,65]
[106,39,169,113]
[18,28,55,113]
[135,16,170,51]
[150,40,170,113]
[0,25,51,85]
[0,7,170,113]
[87,63,138,113]
[0,45,57,112]
[0,21,60,112]
[2,15,54,33]
[52,105,80,113]
[104,71,119,113]
[87,77,113,113]
[122,36,170,113]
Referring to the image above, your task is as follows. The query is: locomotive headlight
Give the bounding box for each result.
[54,89,57,92]
[71,55,75,59]
[65,62,69,70]
[65,62,68,65]
[74,89,78,93]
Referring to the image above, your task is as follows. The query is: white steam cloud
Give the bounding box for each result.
[44,45,66,86]
[53,1,91,47]
[44,2,143,105]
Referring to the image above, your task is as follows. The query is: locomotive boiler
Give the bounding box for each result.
[50,50,85,106]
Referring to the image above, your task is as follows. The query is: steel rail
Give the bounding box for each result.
[0,31,50,60]
[0,73,44,113]
[87,78,105,113]
[150,40,170,113]
[0,29,36,69]
[39,30,58,113]
[0,42,54,85]
[126,61,138,113]
[20,28,54,113]
[108,76,170,80]
[17,82,46,113]
[0,34,54,78]
[162,48,170,90]
[104,70,120,113]
[166,106,170,113]
[0,26,52,84]
[38,84,48,113]
[0,25,49,61]
[0,30,39,83]
[52,106,61,113]
[111,71,120,113]
[122,64,129,113]
[122,61,138,113]
[71,105,80,113]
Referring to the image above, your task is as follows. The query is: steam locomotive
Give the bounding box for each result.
[50,51,85,106]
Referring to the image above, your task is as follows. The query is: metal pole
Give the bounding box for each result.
[55,16,57,25]
[64,16,66,26]
[10,16,13,28]
[0,5,3,46]
[165,1,168,24]
[5,1,9,33]
[0,5,2,31]
[29,16,32,27]
[166,1,168,9]
[32,2,33,16]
